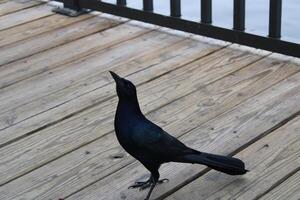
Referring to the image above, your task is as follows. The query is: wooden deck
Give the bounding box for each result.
[0,1,299,200]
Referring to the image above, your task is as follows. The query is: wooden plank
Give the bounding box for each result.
[0,38,222,189]
[0,42,254,126]
[0,43,258,146]
[0,15,122,66]
[166,117,300,200]
[0,13,93,47]
[0,0,9,4]
[0,31,221,145]
[1,52,296,198]
[0,32,203,130]
[0,44,262,186]
[0,29,181,130]
[0,0,15,4]
[1,53,298,199]
[66,71,300,200]
[0,4,53,31]
[0,22,147,89]
[259,171,300,200]
[145,58,300,137]
[0,0,43,17]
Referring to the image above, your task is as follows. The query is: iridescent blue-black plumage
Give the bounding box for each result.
[110,71,248,200]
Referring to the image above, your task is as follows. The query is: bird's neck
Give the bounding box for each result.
[117,97,143,117]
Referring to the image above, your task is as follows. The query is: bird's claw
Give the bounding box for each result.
[128,180,151,190]
[139,183,152,191]
[128,178,169,190]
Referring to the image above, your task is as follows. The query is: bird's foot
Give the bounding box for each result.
[128,180,151,190]
[128,178,169,191]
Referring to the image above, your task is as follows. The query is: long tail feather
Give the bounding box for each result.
[181,151,248,175]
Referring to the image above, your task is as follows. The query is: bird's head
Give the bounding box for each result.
[109,71,137,100]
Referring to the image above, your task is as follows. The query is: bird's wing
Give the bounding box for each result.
[131,120,192,157]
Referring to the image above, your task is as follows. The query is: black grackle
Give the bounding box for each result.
[110,71,248,200]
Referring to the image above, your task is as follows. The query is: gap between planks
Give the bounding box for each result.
[0,49,298,198]
[165,115,300,200]
[65,70,300,200]
[0,28,182,148]
[0,20,153,89]
[0,4,53,31]
[162,111,300,200]
[0,29,223,146]
[0,44,262,186]
[0,2,298,198]
[0,12,93,48]
[0,29,178,131]
[0,14,128,66]
[0,0,44,17]
[257,170,300,200]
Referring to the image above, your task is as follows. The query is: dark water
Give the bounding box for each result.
[103,0,300,43]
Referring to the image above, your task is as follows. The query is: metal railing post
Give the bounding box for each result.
[201,0,212,24]
[52,0,300,58]
[143,0,153,12]
[170,0,181,17]
[117,0,126,6]
[233,0,245,31]
[269,0,282,38]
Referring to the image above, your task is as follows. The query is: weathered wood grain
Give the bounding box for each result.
[0,43,255,144]
[0,13,93,47]
[0,22,148,89]
[259,171,300,200]
[0,0,43,17]
[0,15,122,66]
[0,4,53,31]
[0,45,261,186]
[0,1,298,199]
[66,71,300,200]
[166,117,300,200]
[0,31,220,144]
[2,50,296,199]
[0,0,10,4]
[0,29,180,131]
[0,42,257,131]
[145,59,300,137]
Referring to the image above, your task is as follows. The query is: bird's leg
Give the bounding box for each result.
[129,170,168,199]
[144,176,156,200]
[144,182,156,200]
[144,172,169,200]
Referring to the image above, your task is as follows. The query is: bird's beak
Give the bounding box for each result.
[109,71,123,85]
